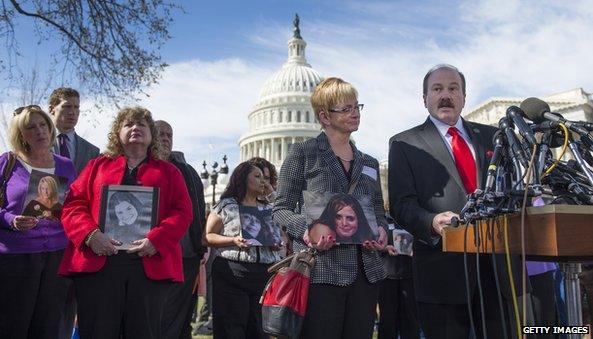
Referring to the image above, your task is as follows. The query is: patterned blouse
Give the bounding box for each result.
[213,197,281,264]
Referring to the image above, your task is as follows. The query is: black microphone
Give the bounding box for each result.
[499,116,529,167]
[520,97,592,138]
[506,106,537,145]
[568,183,593,205]
[485,130,505,192]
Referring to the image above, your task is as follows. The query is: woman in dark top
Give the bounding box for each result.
[205,161,281,339]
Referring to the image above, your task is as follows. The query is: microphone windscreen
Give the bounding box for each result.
[520,97,550,123]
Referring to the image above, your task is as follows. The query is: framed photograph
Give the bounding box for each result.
[22,170,69,221]
[392,228,413,256]
[239,206,282,246]
[303,191,379,245]
[99,185,159,249]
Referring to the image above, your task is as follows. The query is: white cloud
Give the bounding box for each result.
[76,0,593,170]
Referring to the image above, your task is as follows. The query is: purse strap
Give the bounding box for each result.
[347,177,359,195]
[0,152,17,207]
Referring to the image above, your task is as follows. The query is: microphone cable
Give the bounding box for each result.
[489,217,509,339]
[503,216,522,339]
[475,220,488,339]
[519,143,539,333]
[463,219,477,338]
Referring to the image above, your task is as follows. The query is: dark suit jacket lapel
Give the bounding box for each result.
[74,133,85,171]
[317,132,348,192]
[418,117,465,191]
[463,119,487,189]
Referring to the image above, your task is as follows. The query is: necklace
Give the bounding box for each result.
[336,155,353,163]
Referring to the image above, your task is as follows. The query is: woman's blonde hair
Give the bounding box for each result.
[8,106,56,154]
[310,77,358,128]
[39,176,59,205]
[104,106,162,159]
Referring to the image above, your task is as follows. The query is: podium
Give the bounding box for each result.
[442,204,593,260]
[442,205,593,338]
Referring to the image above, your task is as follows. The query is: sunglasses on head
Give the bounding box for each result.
[13,105,42,116]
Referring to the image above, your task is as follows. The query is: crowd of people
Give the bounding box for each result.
[0,63,584,339]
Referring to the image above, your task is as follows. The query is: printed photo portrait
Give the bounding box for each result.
[239,206,282,246]
[304,192,379,245]
[101,186,158,249]
[393,228,413,256]
[22,170,69,221]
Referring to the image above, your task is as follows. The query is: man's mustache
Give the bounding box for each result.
[438,99,455,109]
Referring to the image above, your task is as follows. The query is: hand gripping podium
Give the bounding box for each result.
[442,204,593,337]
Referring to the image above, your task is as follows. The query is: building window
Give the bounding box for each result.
[288,111,292,122]
[297,111,301,122]
[279,111,283,123]
[306,111,310,122]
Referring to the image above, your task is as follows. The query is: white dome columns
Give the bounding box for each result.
[241,135,309,166]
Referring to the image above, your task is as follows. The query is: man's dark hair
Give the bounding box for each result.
[49,87,80,107]
[422,64,466,96]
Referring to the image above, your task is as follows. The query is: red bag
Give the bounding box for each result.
[260,250,316,338]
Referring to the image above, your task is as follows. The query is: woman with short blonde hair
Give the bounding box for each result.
[274,77,388,338]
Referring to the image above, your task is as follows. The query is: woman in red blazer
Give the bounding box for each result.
[59,107,192,339]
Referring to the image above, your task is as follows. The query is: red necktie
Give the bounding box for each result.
[448,127,476,193]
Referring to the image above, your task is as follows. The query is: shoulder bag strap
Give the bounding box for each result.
[0,152,17,207]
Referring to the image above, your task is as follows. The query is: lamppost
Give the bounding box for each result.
[201,155,229,207]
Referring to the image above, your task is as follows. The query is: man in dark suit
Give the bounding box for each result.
[49,87,100,339]
[49,87,100,174]
[388,64,522,339]
[155,120,206,339]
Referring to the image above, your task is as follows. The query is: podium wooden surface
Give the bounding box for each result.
[442,205,593,261]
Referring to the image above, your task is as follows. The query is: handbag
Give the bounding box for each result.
[260,249,316,338]
[0,152,16,207]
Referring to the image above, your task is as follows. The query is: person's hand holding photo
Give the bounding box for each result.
[127,238,156,257]
[304,222,336,251]
[363,226,387,251]
[87,231,122,256]
[11,215,39,231]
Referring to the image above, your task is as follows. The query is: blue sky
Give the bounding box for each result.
[2,0,593,171]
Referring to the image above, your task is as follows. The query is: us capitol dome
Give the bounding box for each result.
[238,14,324,169]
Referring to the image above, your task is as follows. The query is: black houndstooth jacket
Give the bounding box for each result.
[273,132,387,286]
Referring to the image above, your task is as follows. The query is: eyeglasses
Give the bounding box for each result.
[329,103,364,114]
[13,105,42,116]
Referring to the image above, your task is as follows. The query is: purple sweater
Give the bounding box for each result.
[0,152,76,254]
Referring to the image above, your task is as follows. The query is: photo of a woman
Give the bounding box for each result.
[105,190,150,246]
[310,193,377,244]
[22,175,63,220]
[239,209,281,246]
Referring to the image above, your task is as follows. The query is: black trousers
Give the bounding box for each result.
[530,270,557,338]
[302,268,379,339]
[211,256,271,339]
[162,256,200,339]
[57,279,76,339]
[198,251,214,322]
[418,266,516,339]
[0,250,69,339]
[378,278,420,339]
[73,253,172,339]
